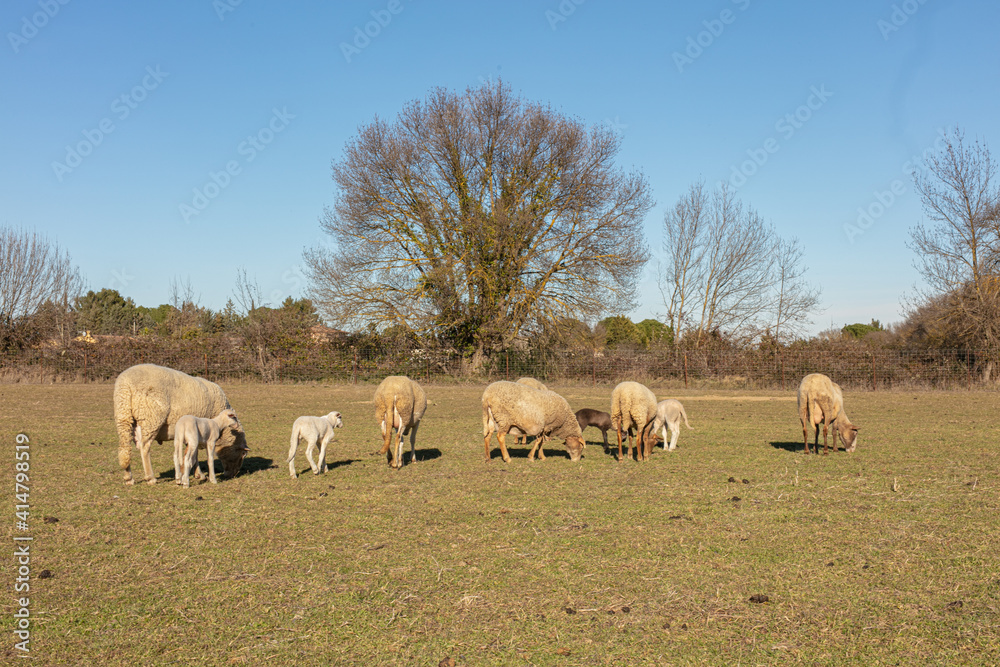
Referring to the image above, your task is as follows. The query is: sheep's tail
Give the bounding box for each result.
[113,383,136,471]
[287,422,300,463]
[483,404,498,437]
[680,404,692,429]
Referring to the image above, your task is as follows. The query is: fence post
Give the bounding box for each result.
[683,353,688,389]
[967,350,972,390]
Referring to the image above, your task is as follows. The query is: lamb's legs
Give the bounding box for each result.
[601,428,609,453]
[668,422,679,451]
[317,432,334,473]
[288,437,300,478]
[173,436,184,484]
[205,438,219,484]
[305,438,319,474]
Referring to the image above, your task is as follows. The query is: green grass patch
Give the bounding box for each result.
[1,383,999,665]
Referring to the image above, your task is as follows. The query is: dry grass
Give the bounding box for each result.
[1,382,999,665]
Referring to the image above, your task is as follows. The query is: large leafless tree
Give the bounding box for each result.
[907,128,1000,377]
[659,183,820,346]
[304,80,652,360]
[0,227,83,348]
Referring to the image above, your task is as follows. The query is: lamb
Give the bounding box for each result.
[175,409,241,487]
[514,377,548,445]
[374,376,427,469]
[610,381,659,462]
[287,411,343,478]
[113,364,249,485]
[797,373,859,455]
[649,399,692,452]
[575,408,612,452]
[481,381,584,463]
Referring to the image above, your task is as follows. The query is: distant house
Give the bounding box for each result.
[310,325,348,344]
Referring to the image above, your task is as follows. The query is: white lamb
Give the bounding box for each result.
[649,399,692,452]
[287,411,343,478]
[174,409,242,487]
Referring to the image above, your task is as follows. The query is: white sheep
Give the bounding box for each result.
[514,377,548,445]
[287,411,343,478]
[374,376,427,469]
[610,381,659,462]
[175,409,242,487]
[649,399,692,452]
[797,373,859,454]
[481,381,584,463]
[113,364,249,485]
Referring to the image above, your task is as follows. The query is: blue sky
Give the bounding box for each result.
[3,0,997,334]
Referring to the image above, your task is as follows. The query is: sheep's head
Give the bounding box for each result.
[565,436,584,462]
[327,411,343,428]
[216,426,249,478]
[838,420,859,453]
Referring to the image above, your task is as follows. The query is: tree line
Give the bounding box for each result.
[3,82,998,373]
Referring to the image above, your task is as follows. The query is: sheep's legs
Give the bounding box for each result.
[137,430,157,485]
[497,431,511,463]
[317,432,334,473]
[616,426,625,462]
[822,419,830,455]
[483,432,493,461]
[407,424,419,464]
[802,426,811,454]
[305,439,320,474]
[205,439,219,483]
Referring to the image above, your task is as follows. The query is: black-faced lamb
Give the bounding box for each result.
[482,381,584,463]
[374,376,427,469]
[113,364,249,485]
[175,409,241,487]
[287,411,343,478]
[797,373,859,454]
[610,381,659,462]
[649,399,692,452]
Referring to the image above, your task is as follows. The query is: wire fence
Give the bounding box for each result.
[0,342,992,390]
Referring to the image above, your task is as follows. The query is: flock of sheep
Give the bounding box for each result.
[112,363,858,486]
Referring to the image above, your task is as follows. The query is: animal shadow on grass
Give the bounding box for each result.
[157,456,274,482]
[376,448,443,467]
[494,442,575,460]
[770,441,804,453]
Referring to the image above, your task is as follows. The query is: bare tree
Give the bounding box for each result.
[907,128,1000,378]
[0,227,83,348]
[659,184,814,346]
[770,236,822,343]
[304,80,653,363]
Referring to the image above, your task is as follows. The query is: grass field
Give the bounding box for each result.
[2,382,999,665]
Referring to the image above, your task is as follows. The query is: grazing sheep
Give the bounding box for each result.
[797,373,859,455]
[175,409,241,487]
[481,381,584,463]
[649,399,692,452]
[287,411,343,478]
[611,381,659,462]
[113,364,249,485]
[575,408,612,452]
[514,377,548,445]
[374,376,427,469]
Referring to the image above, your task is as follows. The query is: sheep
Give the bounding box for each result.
[610,381,659,462]
[514,377,548,445]
[175,409,241,487]
[649,399,692,452]
[481,381,584,463]
[797,373,859,455]
[575,408,612,452]
[374,376,427,469]
[113,364,249,485]
[287,411,343,478]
